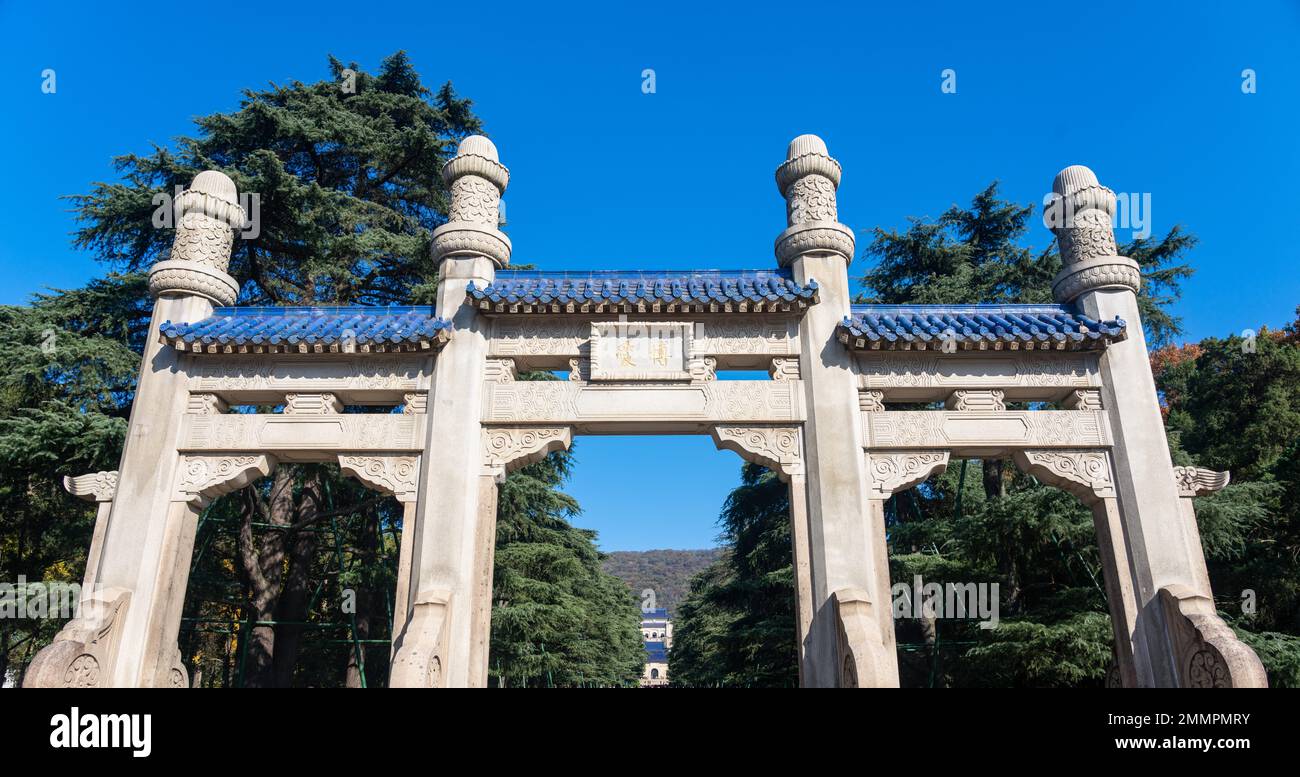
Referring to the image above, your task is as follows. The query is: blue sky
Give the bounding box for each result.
[2,1,1297,550]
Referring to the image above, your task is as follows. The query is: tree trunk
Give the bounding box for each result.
[981,459,1006,500]
[272,469,323,687]
[236,467,293,688]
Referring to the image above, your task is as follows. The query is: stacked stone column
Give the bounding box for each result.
[775,135,898,687]
[25,172,245,687]
[391,136,509,687]
[1048,166,1265,687]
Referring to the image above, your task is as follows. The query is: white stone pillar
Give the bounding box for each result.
[775,135,897,687]
[25,172,245,688]
[392,136,509,688]
[1047,166,1265,687]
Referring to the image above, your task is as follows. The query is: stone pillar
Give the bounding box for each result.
[775,135,897,687]
[25,171,245,688]
[392,136,509,688]
[62,471,118,595]
[1047,166,1265,687]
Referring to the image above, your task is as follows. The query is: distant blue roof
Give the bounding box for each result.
[644,641,668,662]
[641,608,669,620]
[160,305,453,354]
[467,269,818,313]
[838,304,1126,352]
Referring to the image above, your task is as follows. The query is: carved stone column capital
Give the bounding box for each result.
[1013,448,1115,505]
[482,426,573,481]
[774,134,855,266]
[148,170,245,305]
[339,455,420,503]
[864,451,949,498]
[711,424,803,480]
[432,135,512,268]
[1045,165,1140,303]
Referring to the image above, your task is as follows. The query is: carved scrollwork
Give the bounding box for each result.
[1172,466,1231,498]
[390,589,452,688]
[178,454,276,505]
[710,425,803,480]
[338,455,420,503]
[63,471,118,503]
[1012,449,1114,505]
[1157,585,1267,688]
[482,426,573,480]
[865,452,949,497]
[858,390,885,413]
[23,588,131,688]
[769,357,800,382]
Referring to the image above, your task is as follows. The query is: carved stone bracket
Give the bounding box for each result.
[186,393,228,416]
[339,455,420,503]
[1158,585,1267,688]
[945,389,1006,412]
[1062,388,1102,411]
[769,357,800,382]
[177,454,277,506]
[865,451,949,497]
[1012,449,1115,505]
[482,426,573,482]
[284,393,343,414]
[832,588,886,688]
[1172,466,1230,498]
[390,588,452,687]
[858,390,885,413]
[63,471,118,502]
[710,425,803,480]
[22,588,132,688]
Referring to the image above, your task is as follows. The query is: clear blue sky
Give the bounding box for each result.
[2,1,1297,550]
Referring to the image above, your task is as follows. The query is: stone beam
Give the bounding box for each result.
[178,413,427,457]
[482,379,804,427]
[862,410,1110,454]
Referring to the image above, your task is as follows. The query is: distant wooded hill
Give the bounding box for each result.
[603,549,723,617]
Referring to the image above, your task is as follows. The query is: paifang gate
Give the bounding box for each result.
[28,134,1267,688]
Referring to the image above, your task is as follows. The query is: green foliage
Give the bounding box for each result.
[601,549,722,617]
[69,51,480,306]
[670,463,798,687]
[491,436,645,687]
[858,182,1194,347]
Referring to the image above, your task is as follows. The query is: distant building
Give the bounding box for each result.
[639,608,671,687]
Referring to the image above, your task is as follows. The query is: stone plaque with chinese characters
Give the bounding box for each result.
[590,322,693,381]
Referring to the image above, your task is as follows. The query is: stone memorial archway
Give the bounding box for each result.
[27,134,1267,688]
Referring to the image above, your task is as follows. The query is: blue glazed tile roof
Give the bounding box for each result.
[159,305,453,354]
[838,304,1126,352]
[467,269,818,313]
[644,641,669,662]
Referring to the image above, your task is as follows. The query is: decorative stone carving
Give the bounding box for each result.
[1157,585,1267,688]
[711,425,803,480]
[177,454,276,505]
[390,589,452,688]
[402,392,428,415]
[148,171,246,305]
[283,392,343,415]
[432,136,512,268]
[339,455,419,503]
[181,414,425,453]
[1045,166,1141,303]
[482,427,573,480]
[192,356,427,397]
[567,358,586,382]
[865,452,949,497]
[186,393,228,416]
[23,588,131,688]
[858,390,885,413]
[1013,449,1115,505]
[774,135,855,266]
[589,322,693,381]
[832,588,886,688]
[945,389,1005,412]
[63,471,118,502]
[769,357,800,381]
[1062,388,1102,411]
[1173,466,1231,497]
[485,358,517,383]
[858,353,1099,395]
[864,410,1108,451]
[481,379,804,425]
